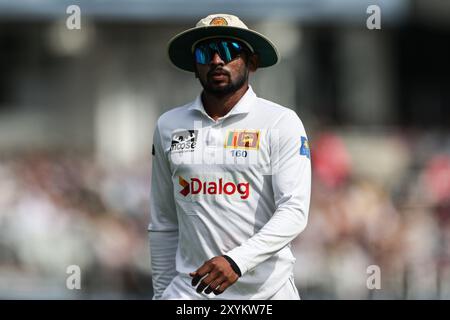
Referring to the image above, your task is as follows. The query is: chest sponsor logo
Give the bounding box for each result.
[224,130,260,150]
[178,176,250,200]
[170,130,198,153]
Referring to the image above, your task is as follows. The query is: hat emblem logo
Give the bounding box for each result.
[209,17,228,26]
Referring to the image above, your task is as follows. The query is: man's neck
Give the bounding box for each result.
[201,84,249,121]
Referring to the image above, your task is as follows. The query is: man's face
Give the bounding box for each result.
[194,39,257,97]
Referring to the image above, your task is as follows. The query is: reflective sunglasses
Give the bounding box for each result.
[194,40,249,65]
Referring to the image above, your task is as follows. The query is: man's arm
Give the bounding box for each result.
[149,122,179,299]
[225,109,311,276]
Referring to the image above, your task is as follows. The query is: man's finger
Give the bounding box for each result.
[191,264,213,286]
[204,276,226,295]
[213,281,231,295]
[195,271,220,294]
[191,274,205,287]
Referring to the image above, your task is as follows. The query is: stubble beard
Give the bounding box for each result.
[200,68,249,98]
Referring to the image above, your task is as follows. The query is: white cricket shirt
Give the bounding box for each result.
[149,86,311,299]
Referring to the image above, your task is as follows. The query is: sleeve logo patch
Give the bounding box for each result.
[300,136,310,159]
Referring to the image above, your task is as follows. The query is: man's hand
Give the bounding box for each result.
[189,256,239,295]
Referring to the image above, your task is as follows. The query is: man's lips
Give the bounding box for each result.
[211,74,227,81]
[208,70,229,80]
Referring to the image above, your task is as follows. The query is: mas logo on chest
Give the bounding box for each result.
[170,130,198,153]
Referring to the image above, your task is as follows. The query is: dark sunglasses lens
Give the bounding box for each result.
[218,42,232,62]
[195,41,243,64]
[195,46,209,64]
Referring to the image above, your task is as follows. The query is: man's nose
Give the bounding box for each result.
[209,52,224,66]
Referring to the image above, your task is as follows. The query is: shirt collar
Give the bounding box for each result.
[188,85,256,119]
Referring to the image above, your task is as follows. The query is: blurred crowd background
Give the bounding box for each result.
[1,0,449,299]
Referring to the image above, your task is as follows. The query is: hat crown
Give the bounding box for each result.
[196,14,249,29]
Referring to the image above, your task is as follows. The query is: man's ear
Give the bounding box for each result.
[248,54,259,72]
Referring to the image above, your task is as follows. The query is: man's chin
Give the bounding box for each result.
[205,83,234,96]
[208,80,229,89]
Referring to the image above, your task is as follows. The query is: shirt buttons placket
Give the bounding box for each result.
[212,121,224,147]
[205,127,214,146]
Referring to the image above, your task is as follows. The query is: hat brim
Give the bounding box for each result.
[167,26,279,72]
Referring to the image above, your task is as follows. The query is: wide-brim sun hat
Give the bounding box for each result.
[168,14,279,72]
